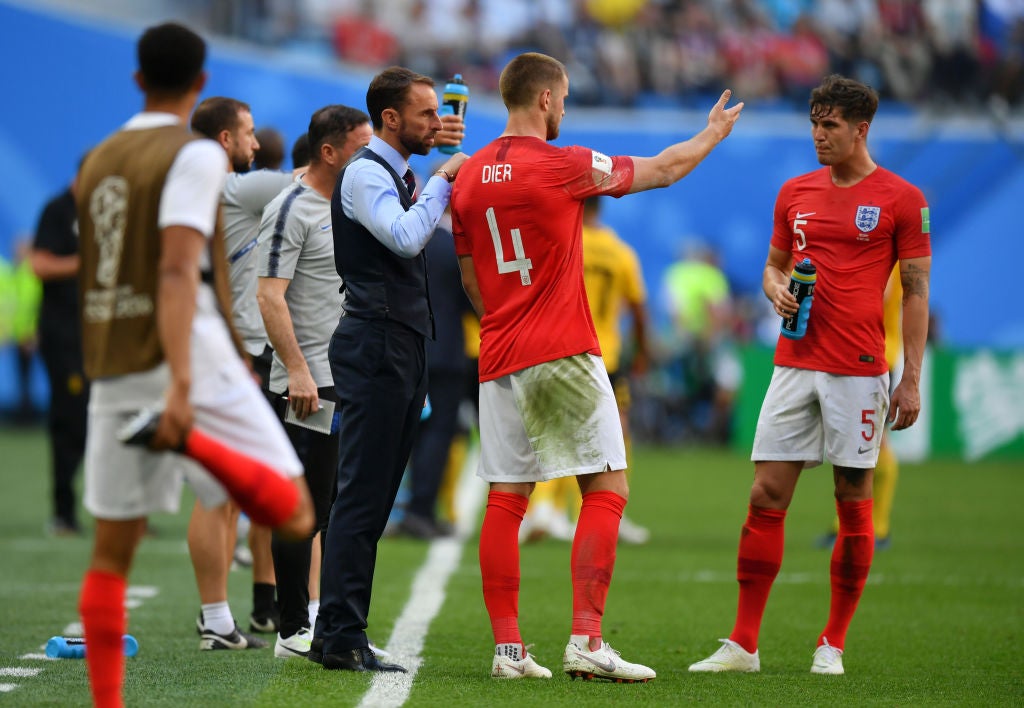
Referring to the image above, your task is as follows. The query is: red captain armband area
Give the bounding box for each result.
[566,149,635,199]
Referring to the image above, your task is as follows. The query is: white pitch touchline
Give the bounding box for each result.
[357,449,486,708]
[0,668,41,677]
[0,683,19,692]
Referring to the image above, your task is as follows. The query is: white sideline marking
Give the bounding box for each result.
[357,449,486,708]
[0,683,18,692]
[0,668,41,677]
[62,622,83,636]
[17,654,50,661]
[127,585,159,598]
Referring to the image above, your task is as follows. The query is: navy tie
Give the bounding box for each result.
[402,169,416,201]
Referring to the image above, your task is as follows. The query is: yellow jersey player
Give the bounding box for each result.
[521,196,652,544]
[818,263,901,549]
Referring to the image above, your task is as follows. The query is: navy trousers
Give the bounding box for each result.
[316,317,427,653]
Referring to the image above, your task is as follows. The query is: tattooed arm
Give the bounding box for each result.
[890,256,931,430]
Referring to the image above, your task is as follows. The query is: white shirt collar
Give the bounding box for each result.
[122,112,182,131]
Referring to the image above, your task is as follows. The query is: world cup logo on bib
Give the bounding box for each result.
[855,206,880,234]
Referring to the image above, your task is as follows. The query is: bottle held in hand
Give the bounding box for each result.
[438,74,468,155]
[781,258,816,339]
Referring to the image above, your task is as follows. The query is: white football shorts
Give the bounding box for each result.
[751,366,890,469]
[477,353,626,483]
[84,291,303,519]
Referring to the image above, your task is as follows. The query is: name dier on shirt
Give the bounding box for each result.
[482,163,511,183]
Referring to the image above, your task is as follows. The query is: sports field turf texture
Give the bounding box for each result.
[0,427,1020,706]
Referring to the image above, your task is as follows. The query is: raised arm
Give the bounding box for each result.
[627,90,743,194]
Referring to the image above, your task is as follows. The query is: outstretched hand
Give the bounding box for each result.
[708,89,744,141]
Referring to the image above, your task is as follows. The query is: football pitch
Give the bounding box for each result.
[0,427,1020,706]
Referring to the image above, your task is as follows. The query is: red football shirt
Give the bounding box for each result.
[770,166,931,376]
[451,136,634,381]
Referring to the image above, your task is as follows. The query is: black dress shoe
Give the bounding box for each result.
[323,647,407,673]
[308,637,323,665]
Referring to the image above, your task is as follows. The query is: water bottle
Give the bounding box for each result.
[781,258,816,339]
[45,634,139,659]
[438,74,468,155]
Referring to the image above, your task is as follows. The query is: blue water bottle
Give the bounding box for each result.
[438,74,468,155]
[46,634,139,659]
[781,258,816,340]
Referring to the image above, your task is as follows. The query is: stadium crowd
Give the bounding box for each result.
[209,0,1024,111]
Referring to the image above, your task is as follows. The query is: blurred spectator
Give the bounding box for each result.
[761,0,814,31]
[875,0,931,103]
[290,132,310,170]
[813,0,883,87]
[924,0,982,106]
[331,3,399,66]
[1,239,43,424]
[660,240,741,444]
[671,3,728,99]
[982,1,1024,109]
[30,174,89,535]
[719,3,782,101]
[130,1,1024,112]
[254,126,286,170]
[775,13,831,103]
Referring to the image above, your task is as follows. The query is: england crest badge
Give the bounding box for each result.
[855,206,881,233]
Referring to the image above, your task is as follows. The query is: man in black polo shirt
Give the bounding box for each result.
[30,171,88,536]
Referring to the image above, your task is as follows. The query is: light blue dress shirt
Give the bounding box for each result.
[338,135,452,258]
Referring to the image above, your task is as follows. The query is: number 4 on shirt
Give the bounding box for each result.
[486,206,533,285]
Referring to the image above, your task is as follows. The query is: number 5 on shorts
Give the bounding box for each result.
[861,409,876,442]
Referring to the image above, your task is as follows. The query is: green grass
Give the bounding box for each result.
[1,428,1021,706]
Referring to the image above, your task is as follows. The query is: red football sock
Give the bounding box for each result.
[571,490,626,639]
[479,491,529,646]
[184,429,299,527]
[79,570,127,708]
[729,505,786,654]
[820,499,874,650]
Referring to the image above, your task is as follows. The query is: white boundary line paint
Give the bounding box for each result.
[357,447,487,708]
[0,669,41,677]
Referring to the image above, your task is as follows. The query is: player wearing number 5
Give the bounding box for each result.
[450,52,742,681]
[689,75,931,676]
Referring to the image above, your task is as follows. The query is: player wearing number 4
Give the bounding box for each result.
[450,52,742,682]
[689,74,931,676]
